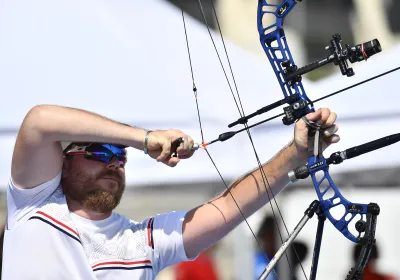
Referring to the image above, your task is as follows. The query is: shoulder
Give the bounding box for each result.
[7,173,65,229]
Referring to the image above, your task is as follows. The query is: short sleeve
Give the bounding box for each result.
[150,211,198,273]
[6,172,61,229]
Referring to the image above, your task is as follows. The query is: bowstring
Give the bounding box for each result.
[200,0,308,278]
[180,4,280,278]
[180,5,205,143]
[181,0,308,278]
[208,2,311,278]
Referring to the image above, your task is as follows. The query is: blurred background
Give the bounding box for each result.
[0,0,400,279]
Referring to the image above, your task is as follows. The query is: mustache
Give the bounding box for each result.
[97,169,124,184]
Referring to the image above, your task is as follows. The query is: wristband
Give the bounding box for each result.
[143,130,153,154]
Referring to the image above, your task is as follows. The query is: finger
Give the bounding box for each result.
[178,153,193,160]
[164,156,180,167]
[182,136,190,153]
[157,141,172,162]
[321,111,337,128]
[324,134,341,144]
[179,147,196,159]
[187,136,195,151]
[177,136,195,157]
[321,134,340,150]
[318,108,331,125]
[187,135,194,145]
[322,124,339,138]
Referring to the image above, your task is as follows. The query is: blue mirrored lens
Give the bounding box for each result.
[101,144,126,155]
[87,144,127,165]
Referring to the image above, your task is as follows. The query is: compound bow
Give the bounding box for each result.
[177,0,400,279]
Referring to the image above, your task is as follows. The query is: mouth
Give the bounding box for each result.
[101,177,120,184]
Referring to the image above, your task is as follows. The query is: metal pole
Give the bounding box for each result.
[258,200,320,280]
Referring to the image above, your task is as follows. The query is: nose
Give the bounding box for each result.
[107,156,123,169]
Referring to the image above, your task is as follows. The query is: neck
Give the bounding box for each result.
[66,197,112,220]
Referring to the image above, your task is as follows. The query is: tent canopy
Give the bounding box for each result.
[0,0,289,188]
[0,0,399,189]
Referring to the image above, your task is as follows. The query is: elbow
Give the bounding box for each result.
[22,105,54,135]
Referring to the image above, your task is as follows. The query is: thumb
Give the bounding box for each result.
[304,109,322,122]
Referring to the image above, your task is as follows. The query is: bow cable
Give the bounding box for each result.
[198,0,308,278]
[180,0,400,279]
[179,1,400,280]
[181,0,308,279]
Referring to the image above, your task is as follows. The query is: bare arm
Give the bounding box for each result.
[182,108,340,259]
[12,105,147,189]
[182,142,302,258]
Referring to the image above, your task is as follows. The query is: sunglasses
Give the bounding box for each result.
[64,143,127,167]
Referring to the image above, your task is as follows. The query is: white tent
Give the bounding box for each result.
[0,0,399,190]
[1,1,400,280]
[0,0,296,188]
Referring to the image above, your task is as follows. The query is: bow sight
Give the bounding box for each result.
[228,34,382,128]
[283,34,382,84]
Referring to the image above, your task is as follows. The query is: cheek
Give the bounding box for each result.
[72,158,104,178]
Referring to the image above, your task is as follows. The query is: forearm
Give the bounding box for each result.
[24,105,147,148]
[213,141,305,227]
[219,141,303,225]
[183,141,306,258]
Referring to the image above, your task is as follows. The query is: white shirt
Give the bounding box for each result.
[3,172,195,279]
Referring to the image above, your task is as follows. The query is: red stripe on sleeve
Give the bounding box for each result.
[37,211,79,237]
[92,260,151,269]
[147,218,153,247]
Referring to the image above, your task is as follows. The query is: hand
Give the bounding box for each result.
[145,129,196,167]
[293,108,340,160]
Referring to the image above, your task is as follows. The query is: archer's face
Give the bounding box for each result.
[61,155,126,213]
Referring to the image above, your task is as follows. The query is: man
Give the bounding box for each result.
[254,215,278,280]
[254,215,309,280]
[3,104,339,279]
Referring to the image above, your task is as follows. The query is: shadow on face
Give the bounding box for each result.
[61,155,126,213]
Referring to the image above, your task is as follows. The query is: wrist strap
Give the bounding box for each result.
[144,130,153,154]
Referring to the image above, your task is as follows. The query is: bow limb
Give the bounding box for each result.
[257,0,313,125]
[289,121,394,279]
[257,2,386,278]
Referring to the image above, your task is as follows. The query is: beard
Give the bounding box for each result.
[62,169,125,213]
